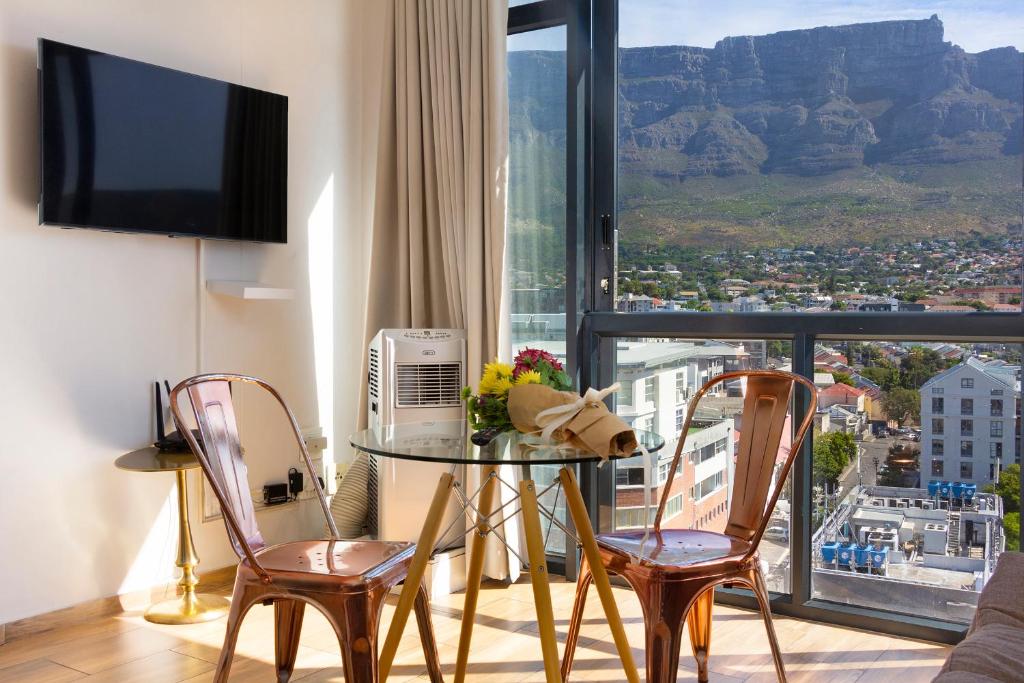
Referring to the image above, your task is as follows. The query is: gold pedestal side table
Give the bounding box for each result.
[115,446,230,625]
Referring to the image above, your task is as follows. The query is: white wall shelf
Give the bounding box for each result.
[206,280,294,300]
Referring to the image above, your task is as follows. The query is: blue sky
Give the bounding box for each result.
[508,0,1024,52]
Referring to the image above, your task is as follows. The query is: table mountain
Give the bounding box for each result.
[508,16,1023,249]
[615,15,1022,177]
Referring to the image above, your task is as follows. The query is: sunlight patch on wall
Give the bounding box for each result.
[116,485,177,603]
[308,176,335,486]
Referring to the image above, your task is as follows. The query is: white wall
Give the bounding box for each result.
[0,0,386,623]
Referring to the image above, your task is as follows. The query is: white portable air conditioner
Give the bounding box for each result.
[367,329,468,596]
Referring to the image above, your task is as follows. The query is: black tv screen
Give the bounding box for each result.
[39,39,287,243]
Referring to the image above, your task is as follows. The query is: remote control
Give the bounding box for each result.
[471,427,504,446]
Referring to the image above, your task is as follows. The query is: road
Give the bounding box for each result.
[837,434,907,500]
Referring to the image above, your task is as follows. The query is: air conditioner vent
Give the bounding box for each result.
[395,362,463,407]
[366,454,379,537]
[368,347,380,400]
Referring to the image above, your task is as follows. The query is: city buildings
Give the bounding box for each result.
[814,484,1006,623]
[920,357,1022,486]
[612,340,751,531]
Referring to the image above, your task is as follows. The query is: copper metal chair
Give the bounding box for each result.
[170,373,442,683]
[561,370,817,683]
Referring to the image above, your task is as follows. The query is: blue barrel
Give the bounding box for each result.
[928,480,940,496]
[854,544,871,566]
[963,484,977,501]
[821,542,838,564]
[940,481,952,496]
[870,547,888,569]
[952,482,965,498]
[837,543,854,567]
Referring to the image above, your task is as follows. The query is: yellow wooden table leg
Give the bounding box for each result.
[560,466,640,683]
[518,478,561,683]
[379,472,455,680]
[454,464,500,683]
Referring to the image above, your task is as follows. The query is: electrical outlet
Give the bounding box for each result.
[302,427,327,454]
[304,435,328,452]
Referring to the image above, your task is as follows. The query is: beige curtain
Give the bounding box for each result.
[362,0,517,580]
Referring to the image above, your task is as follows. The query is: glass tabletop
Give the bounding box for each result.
[349,420,664,465]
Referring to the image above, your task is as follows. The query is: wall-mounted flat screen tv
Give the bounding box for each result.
[39,39,287,243]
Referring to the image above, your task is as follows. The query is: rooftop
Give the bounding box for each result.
[920,356,1021,392]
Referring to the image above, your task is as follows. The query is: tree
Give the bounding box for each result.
[831,371,855,386]
[766,340,788,359]
[860,364,899,390]
[813,440,846,488]
[877,467,905,487]
[813,432,858,487]
[1004,512,1020,552]
[882,387,920,426]
[983,463,1020,514]
[899,348,951,389]
[879,444,920,487]
[951,299,991,311]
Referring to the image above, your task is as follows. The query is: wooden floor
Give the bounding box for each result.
[0,577,950,682]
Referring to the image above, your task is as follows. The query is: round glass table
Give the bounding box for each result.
[350,420,664,683]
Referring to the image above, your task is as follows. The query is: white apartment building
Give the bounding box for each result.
[613,340,749,529]
[920,357,1021,486]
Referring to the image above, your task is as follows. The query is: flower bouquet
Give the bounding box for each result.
[461,348,572,432]
[463,348,638,459]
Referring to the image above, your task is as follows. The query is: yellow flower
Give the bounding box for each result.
[514,370,542,385]
[493,377,514,396]
[478,360,515,396]
[478,374,499,395]
[483,360,514,379]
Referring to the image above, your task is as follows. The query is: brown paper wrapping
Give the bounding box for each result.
[507,384,639,458]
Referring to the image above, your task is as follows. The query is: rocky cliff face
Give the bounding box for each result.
[606,16,1023,177]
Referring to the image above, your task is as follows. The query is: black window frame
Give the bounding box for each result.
[508,0,1024,645]
[991,399,1004,416]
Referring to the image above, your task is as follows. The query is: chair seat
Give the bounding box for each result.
[596,529,753,570]
[241,539,416,581]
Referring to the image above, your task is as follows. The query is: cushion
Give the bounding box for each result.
[938,623,1024,682]
[330,453,370,538]
[973,552,1024,633]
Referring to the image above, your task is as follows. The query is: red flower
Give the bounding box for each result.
[513,347,563,376]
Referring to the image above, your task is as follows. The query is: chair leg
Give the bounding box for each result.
[686,588,714,683]
[414,582,444,683]
[560,554,593,681]
[274,599,306,683]
[213,581,258,683]
[323,591,380,683]
[750,567,787,682]
[640,579,703,683]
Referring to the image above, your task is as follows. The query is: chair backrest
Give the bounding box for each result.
[170,374,338,577]
[654,370,817,555]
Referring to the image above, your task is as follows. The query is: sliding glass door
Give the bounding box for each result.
[507,2,571,560]
[508,0,1023,642]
